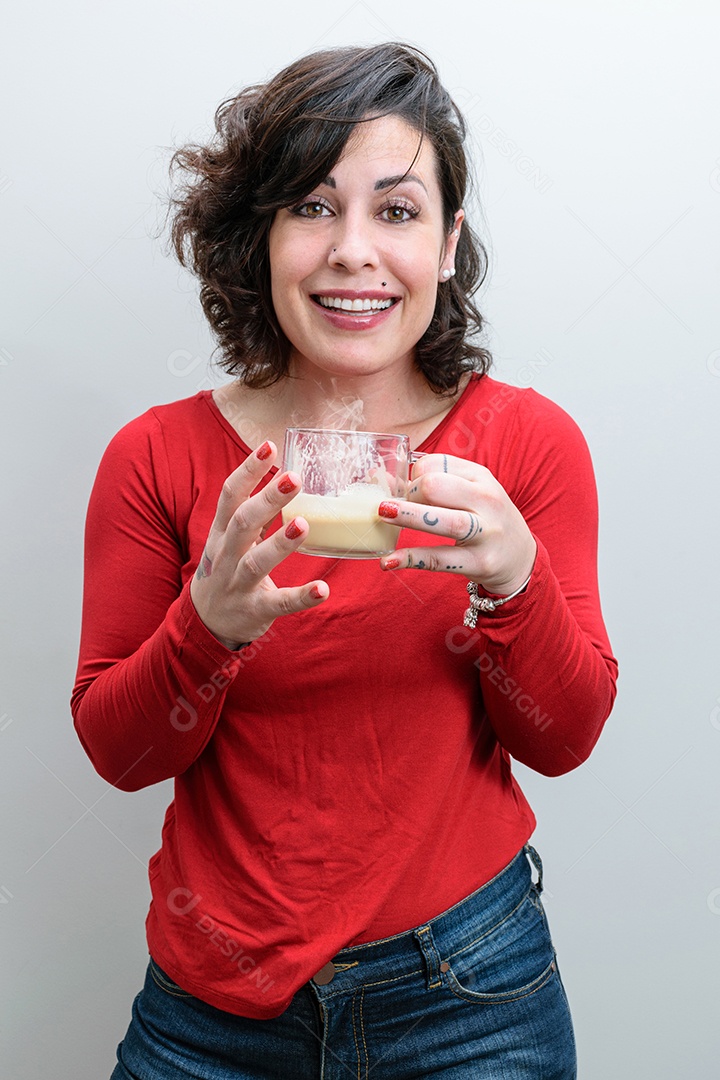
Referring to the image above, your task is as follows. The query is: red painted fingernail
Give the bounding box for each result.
[310,584,324,599]
[382,557,401,570]
[256,440,272,461]
[378,501,399,519]
[278,474,297,494]
[284,519,303,540]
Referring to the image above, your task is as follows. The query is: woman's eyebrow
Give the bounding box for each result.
[319,173,428,193]
[375,174,428,193]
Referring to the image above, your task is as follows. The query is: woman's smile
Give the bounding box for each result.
[311,289,401,330]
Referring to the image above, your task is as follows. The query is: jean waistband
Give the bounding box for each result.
[308,844,543,1003]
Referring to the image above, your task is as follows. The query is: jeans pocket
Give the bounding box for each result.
[443,891,558,1005]
[148,957,195,999]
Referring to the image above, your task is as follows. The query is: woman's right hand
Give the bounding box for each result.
[189,440,329,650]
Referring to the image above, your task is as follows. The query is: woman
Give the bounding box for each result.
[73,43,617,1078]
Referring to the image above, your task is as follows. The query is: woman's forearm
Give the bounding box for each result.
[476,540,618,776]
[72,582,241,790]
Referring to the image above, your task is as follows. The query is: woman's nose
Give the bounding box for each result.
[327,215,380,272]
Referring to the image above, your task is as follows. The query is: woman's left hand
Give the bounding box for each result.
[377,453,537,595]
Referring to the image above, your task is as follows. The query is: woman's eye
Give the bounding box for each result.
[380,204,418,224]
[294,201,330,218]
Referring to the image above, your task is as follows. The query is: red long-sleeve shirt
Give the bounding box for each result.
[72,374,617,1018]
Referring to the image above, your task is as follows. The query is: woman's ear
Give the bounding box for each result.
[439,209,465,281]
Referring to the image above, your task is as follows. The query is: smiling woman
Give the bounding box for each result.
[72,41,616,1080]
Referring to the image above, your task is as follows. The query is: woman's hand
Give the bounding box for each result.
[377,453,537,595]
[190,441,329,649]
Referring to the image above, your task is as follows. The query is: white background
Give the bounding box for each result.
[2,1,719,1076]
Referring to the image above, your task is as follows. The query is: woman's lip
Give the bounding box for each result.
[312,297,400,331]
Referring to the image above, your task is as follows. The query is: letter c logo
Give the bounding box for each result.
[170,697,198,731]
[167,887,201,915]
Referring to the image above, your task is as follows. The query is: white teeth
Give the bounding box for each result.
[317,296,394,312]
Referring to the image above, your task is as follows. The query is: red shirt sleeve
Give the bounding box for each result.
[71,410,240,791]
[470,388,618,776]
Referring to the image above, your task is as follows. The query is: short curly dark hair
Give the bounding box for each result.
[168,42,492,393]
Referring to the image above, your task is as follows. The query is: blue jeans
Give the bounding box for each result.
[111,846,576,1078]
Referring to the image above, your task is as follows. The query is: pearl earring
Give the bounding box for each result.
[441,268,456,280]
[452,229,459,238]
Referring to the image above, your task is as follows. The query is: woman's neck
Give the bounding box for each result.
[213,365,470,453]
[281,364,457,432]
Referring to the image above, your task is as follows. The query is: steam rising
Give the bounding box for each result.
[289,381,366,432]
[319,392,366,431]
[289,382,394,497]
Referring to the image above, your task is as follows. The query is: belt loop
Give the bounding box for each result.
[525,844,544,895]
[413,926,443,990]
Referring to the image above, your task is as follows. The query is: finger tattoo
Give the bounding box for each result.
[422,511,439,527]
[457,514,483,544]
[195,550,213,579]
[443,455,449,473]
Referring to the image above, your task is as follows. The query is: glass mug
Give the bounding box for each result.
[281,428,423,559]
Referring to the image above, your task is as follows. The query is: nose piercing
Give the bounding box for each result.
[381,281,387,287]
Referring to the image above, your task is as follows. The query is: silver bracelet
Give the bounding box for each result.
[463,572,532,628]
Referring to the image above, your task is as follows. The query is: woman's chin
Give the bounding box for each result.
[289,346,413,383]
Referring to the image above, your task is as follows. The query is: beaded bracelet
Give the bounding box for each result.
[462,572,532,628]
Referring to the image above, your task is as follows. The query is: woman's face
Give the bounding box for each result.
[268,114,462,383]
